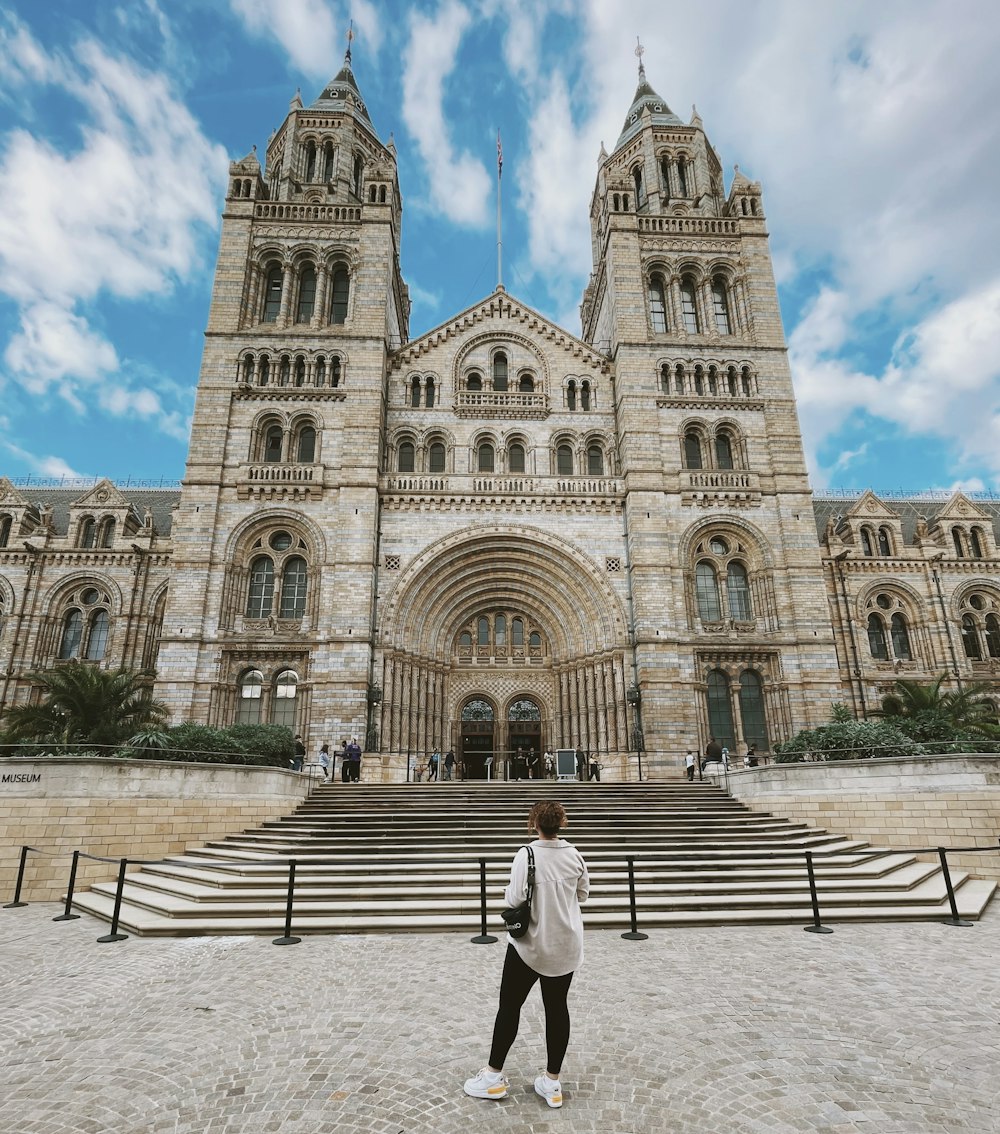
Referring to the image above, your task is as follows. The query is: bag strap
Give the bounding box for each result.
[524,845,536,907]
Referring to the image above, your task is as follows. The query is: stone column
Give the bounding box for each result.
[313,265,330,330]
[668,276,684,335]
[277,261,294,328]
[596,661,609,758]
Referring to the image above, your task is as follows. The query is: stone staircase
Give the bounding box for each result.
[70,782,997,935]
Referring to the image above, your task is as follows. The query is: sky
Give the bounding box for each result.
[1,0,999,495]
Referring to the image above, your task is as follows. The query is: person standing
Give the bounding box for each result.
[291,734,306,772]
[685,751,696,781]
[575,745,586,782]
[318,742,331,782]
[339,740,350,783]
[543,749,554,779]
[703,736,723,771]
[346,737,362,782]
[464,800,589,1109]
[428,748,440,781]
[444,749,455,780]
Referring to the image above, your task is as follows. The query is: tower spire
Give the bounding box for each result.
[635,36,646,81]
[345,19,354,65]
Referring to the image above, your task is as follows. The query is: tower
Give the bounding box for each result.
[155,47,406,741]
[579,56,842,754]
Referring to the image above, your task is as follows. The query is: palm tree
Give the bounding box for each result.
[0,664,169,750]
[877,674,999,742]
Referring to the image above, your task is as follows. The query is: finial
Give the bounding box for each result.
[635,36,646,79]
[734,163,740,174]
[345,19,354,64]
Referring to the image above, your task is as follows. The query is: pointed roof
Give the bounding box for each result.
[311,48,374,130]
[614,59,682,151]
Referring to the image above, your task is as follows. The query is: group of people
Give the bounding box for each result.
[684,738,760,779]
[424,748,456,780]
[298,737,362,782]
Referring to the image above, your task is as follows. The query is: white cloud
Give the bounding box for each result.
[401,1,492,227]
[0,435,85,481]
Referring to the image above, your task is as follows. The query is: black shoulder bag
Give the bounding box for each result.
[501,846,536,939]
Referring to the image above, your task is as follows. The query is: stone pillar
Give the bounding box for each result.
[313,265,330,330]
[277,261,294,328]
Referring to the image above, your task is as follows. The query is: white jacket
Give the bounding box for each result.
[504,838,589,977]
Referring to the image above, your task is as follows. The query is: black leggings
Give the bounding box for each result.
[488,945,574,1075]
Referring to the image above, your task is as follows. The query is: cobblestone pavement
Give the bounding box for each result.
[1,905,999,1134]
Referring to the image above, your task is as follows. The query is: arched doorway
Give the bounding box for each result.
[507,697,542,778]
[459,697,494,780]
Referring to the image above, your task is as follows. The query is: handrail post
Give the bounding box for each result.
[3,844,31,908]
[621,855,648,941]
[938,847,973,927]
[53,850,82,921]
[273,859,302,945]
[96,858,130,942]
[803,850,833,934]
[471,857,498,944]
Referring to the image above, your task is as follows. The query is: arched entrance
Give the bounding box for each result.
[507,697,542,778]
[459,697,494,780]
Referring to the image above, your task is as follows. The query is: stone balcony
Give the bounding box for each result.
[681,469,761,506]
[235,463,324,500]
[454,391,549,418]
[383,473,623,501]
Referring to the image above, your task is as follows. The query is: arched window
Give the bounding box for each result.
[323,141,335,181]
[493,352,508,391]
[426,377,435,407]
[79,518,95,549]
[262,264,283,323]
[353,155,363,198]
[986,614,1000,658]
[567,381,576,411]
[294,356,306,386]
[236,670,263,725]
[518,373,534,393]
[85,609,110,661]
[0,514,10,548]
[660,364,671,394]
[458,631,472,650]
[398,441,415,473]
[890,613,912,660]
[580,381,591,411]
[739,670,769,750]
[314,357,327,387]
[661,157,671,197]
[715,433,734,469]
[330,356,342,387]
[258,355,270,385]
[429,442,446,473]
[971,527,985,558]
[246,556,275,619]
[696,561,721,621]
[512,618,524,646]
[509,442,525,473]
[411,378,421,408]
[557,444,574,475]
[694,367,705,395]
[59,609,83,659]
[272,670,299,729]
[98,518,115,548]
[495,614,506,645]
[878,527,892,557]
[304,141,316,181]
[961,613,982,659]
[477,617,489,646]
[867,613,888,660]
[741,366,752,396]
[279,557,307,619]
[860,528,874,556]
[676,157,689,197]
[726,562,752,620]
[478,442,495,473]
[649,276,667,333]
[727,366,738,396]
[263,424,283,463]
[708,367,718,395]
[296,266,316,323]
[712,278,731,334]
[330,266,350,325]
[294,426,312,462]
[684,431,703,469]
[467,371,482,392]
[953,527,965,558]
[632,165,645,209]
[705,669,734,749]
[278,356,291,386]
[529,630,542,649]
[587,444,604,475]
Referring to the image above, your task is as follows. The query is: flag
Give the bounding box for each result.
[497,130,503,179]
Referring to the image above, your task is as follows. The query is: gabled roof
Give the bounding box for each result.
[844,490,900,522]
[614,62,682,152]
[929,491,991,524]
[392,288,611,372]
[70,478,133,511]
[0,477,29,508]
[311,50,374,130]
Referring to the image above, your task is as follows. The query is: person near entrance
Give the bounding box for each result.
[575,745,586,781]
[444,749,455,780]
[428,748,440,781]
[685,751,696,781]
[464,800,590,1108]
[526,747,539,779]
[346,737,362,782]
[544,749,554,779]
[339,740,350,783]
[703,736,723,773]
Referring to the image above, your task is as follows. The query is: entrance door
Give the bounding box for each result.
[459,698,495,780]
[507,698,543,777]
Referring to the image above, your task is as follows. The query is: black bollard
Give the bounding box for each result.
[938,848,973,927]
[3,844,31,908]
[273,859,302,945]
[621,855,649,941]
[96,858,130,942]
[471,858,498,944]
[803,850,833,934]
[53,850,81,922]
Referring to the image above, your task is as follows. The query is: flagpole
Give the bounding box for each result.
[496,129,503,290]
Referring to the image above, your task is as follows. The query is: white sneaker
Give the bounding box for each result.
[464,1067,508,1100]
[534,1073,562,1108]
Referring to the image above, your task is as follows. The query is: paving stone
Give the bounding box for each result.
[0,904,998,1132]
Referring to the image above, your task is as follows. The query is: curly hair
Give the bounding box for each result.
[528,800,567,838]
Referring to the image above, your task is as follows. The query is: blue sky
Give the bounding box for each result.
[1,0,999,493]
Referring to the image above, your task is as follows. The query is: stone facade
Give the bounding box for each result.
[2,57,1000,778]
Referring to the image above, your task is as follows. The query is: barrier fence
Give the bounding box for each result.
[3,838,998,945]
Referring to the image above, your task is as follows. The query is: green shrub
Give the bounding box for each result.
[224,724,296,767]
[774,720,924,763]
[160,724,251,764]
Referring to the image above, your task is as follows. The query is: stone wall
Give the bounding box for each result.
[725,753,1000,880]
[0,758,311,902]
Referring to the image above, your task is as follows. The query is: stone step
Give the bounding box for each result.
[68,877,998,936]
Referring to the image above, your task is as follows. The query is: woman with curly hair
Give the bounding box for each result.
[464,799,590,1109]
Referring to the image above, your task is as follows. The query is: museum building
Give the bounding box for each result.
[2,53,1000,778]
